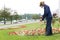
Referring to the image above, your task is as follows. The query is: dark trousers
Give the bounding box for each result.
[46,17,52,35]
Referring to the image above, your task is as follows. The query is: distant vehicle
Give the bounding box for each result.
[0,21,4,23]
[13,20,18,24]
[18,20,22,22]
[20,19,27,22]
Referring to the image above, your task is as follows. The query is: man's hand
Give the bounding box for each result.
[40,16,43,21]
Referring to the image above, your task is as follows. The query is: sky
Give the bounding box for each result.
[0,0,59,15]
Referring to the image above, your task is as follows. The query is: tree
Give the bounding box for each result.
[19,15,22,20]
[0,8,11,24]
[32,14,40,20]
[13,11,19,21]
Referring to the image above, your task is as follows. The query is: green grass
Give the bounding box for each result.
[0,22,60,40]
[17,22,46,31]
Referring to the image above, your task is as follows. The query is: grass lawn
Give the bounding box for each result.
[0,21,60,40]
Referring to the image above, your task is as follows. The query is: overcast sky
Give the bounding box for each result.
[0,0,59,15]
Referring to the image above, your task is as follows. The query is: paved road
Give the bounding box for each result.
[0,21,39,29]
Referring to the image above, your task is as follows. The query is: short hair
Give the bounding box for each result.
[40,1,44,6]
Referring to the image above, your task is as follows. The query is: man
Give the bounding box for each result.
[40,1,52,36]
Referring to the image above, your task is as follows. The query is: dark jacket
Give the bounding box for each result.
[42,4,52,20]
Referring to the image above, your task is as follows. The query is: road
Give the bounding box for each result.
[0,21,39,29]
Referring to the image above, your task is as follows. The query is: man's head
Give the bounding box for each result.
[40,1,45,8]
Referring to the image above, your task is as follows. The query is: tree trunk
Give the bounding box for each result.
[11,16,13,24]
[4,17,6,24]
